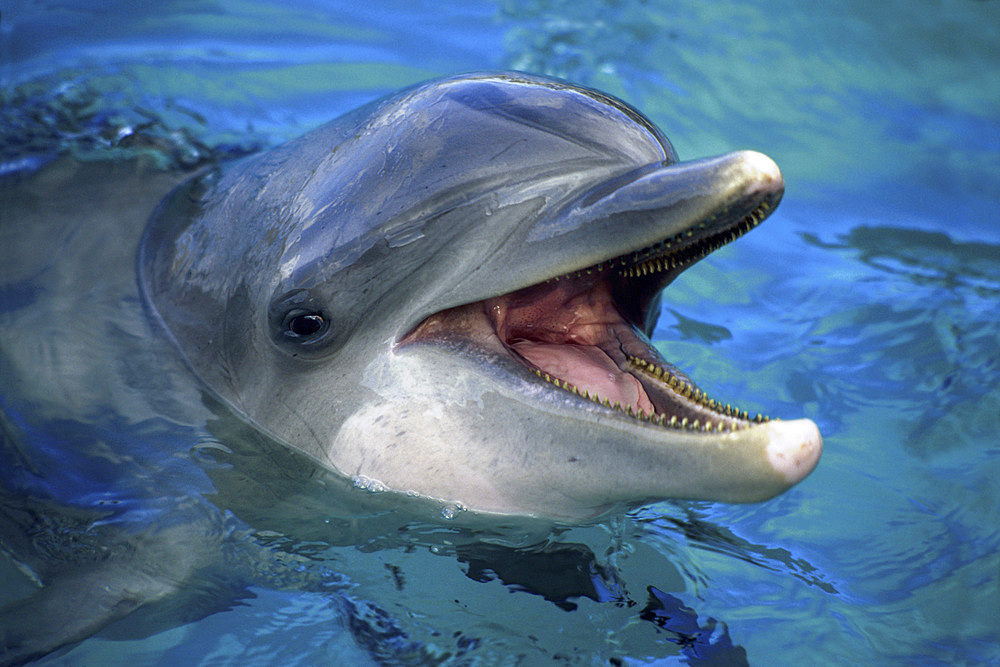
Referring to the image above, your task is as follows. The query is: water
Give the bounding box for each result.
[2,1,998,664]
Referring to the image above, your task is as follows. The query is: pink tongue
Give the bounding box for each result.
[510,340,655,415]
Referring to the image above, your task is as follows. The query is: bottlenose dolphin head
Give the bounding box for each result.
[143,72,821,519]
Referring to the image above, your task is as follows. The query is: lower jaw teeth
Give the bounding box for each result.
[625,355,770,425]
[528,365,761,433]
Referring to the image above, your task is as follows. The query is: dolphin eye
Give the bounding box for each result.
[284,312,327,339]
[270,291,337,355]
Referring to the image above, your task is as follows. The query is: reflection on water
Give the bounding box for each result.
[800,225,1000,457]
[637,505,837,594]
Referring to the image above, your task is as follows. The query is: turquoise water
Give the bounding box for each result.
[2,1,998,664]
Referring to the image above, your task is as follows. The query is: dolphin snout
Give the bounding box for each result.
[763,419,823,485]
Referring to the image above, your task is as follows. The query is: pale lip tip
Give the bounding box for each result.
[736,150,784,191]
[764,418,823,484]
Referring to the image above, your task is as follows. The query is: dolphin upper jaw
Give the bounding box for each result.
[394,150,787,340]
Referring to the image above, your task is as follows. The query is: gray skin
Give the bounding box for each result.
[143,71,821,520]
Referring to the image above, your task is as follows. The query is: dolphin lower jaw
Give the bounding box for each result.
[339,348,819,515]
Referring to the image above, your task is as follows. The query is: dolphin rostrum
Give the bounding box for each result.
[142,71,822,520]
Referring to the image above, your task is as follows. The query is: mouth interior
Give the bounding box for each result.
[401,202,774,433]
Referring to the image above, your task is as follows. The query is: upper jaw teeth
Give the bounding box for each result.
[543,199,771,285]
[620,200,772,280]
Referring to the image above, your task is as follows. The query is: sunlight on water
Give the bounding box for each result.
[2,0,998,664]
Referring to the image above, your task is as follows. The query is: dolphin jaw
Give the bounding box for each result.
[396,149,822,503]
[400,187,782,436]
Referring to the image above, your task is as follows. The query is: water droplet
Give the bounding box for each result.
[440,502,465,520]
[352,475,386,493]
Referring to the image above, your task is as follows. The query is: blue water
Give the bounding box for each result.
[2,1,999,665]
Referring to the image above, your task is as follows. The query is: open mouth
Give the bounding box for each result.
[400,196,778,434]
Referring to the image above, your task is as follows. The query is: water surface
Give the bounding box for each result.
[1,1,998,664]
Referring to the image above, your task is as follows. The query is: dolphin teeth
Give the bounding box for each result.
[624,354,771,427]
[614,200,773,281]
[528,358,770,430]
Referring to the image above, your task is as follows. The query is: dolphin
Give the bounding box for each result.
[0,70,823,664]
[141,71,822,520]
